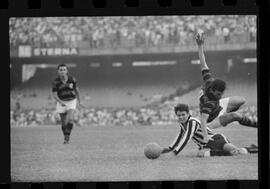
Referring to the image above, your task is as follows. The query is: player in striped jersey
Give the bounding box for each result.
[194,32,257,144]
[161,104,258,157]
[52,64,82,144]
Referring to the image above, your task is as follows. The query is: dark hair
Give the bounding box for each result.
[174,103,189,114]
[57,64,67,70]
[211,79,226,92]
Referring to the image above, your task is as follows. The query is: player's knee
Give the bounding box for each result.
[219,113,232,126]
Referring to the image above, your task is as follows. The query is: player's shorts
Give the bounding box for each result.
[218,97,230,117]
[207,97,230,129]
[56,98,77,114]
[205,134,230,150]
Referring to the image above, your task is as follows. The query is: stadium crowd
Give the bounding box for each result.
[10,104,257,127]
[10,15,256,49]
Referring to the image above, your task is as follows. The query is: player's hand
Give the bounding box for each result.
[195,32,205,46]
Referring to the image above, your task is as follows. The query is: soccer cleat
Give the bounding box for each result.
[245,144,258,154]
[238,116,257,128]
[64,135,70,144]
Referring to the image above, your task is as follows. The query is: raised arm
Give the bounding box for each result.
[195,32,209,71]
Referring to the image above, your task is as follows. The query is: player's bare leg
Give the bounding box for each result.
[225,96,257,127]
[207,111,257,129]
[198,143,258,157]
[226,96,246,113]
[219,112,257,128]
[64,109,75,144]
[223,143,258,155]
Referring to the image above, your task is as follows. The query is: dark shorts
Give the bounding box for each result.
[205,134,230,150]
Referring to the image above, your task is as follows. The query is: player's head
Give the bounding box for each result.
[57,64,68,77]
[174,103,190,124]
[209,79,226,100]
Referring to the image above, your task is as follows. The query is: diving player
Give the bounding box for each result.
[194,32,257,144]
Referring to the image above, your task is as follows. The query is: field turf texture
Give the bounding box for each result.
[11,124,257,181]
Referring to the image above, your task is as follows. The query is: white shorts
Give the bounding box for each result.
[56,99,77,114]
[207,97,230,129]
[218,97,230,117]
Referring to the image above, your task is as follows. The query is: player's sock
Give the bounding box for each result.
[238,116,257,128]
[244,144,258,153]
[62,124,70,144]
[64,123,73,143]
[210,150,231,156]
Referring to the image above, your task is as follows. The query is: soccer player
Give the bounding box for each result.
[52,64,82,144]
[161,103,258,157]
[194,32,257,143]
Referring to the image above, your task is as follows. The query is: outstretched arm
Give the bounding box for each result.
[195,33,209,71]
[161,147,172,154]
[161,130,184,155]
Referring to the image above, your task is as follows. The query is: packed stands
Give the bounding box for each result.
[10,16,256,49]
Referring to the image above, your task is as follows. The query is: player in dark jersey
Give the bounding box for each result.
[195,32,257,143]
[161,104,258,157]
[52,64,82,144]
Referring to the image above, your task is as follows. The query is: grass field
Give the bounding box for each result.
[11,123,258,182]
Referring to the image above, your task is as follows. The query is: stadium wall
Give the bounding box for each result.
[10,49,256,89]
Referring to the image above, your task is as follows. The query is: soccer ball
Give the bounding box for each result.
[144,142,162,159]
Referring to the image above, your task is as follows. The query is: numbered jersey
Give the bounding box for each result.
[52,75,77,101]
[199,69,223,123]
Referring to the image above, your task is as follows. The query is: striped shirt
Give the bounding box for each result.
[199,69,223,123]
[169,115,214,155]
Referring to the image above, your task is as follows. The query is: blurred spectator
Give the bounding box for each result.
[10,16,256,49]
[10,104,257,127]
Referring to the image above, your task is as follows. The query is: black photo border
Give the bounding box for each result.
[3,0,269,189]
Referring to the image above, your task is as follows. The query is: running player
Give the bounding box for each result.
[194,32,257,143]
[52,64,82,144]
[161,103,258,157]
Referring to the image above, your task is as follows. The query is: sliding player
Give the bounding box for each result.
[161,103,258,157]
[52,64,82,144]
[194,32,257,143]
